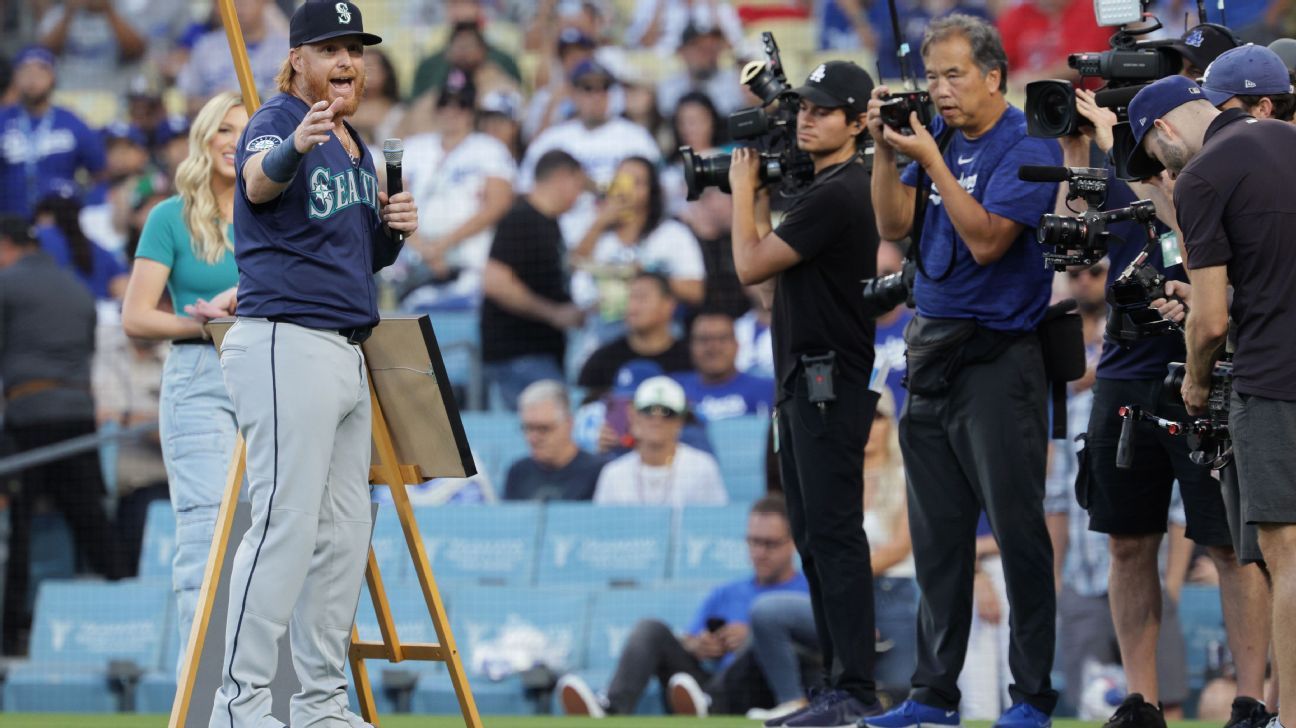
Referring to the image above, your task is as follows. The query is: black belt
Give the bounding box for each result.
[172,337,209,346]
[266,316,372,345]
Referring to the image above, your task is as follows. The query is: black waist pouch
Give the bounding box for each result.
[1037,300,1087,438]
[902,316,1015,397]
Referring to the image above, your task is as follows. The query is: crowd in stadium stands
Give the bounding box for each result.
[0,0,1293,719]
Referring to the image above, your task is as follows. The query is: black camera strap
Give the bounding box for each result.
[910,127,956,281]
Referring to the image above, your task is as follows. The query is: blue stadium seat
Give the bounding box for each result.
[425,309,483,410]
[413,503,542,586]
[138,500,176,579]
[3,579,170,712]
[557,585,711,715]
[353,580,448,714]
[672,505,753,583]
[415,586,591,715]
[26,513,76,612]
[1179,584,1226,690]
[136,592,180,713]
[536,504,673,587]
[458,411,528,488]
[709,416,770,504]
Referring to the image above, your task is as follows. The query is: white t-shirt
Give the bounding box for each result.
[404,131,517,273]
[571,219,706,314]
[625,0,745,53]
[517,117,662,245]
[593,443,728,507]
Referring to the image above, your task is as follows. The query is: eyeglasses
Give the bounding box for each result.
[746,536,791,550]
[521,421,559,435]
[636,405,681,418]
[1067,264,1107,280]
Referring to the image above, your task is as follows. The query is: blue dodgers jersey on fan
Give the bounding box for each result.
[687,572,809,669]
[673,371,775,420]
[901,106,1060,333]
[1096,175,1186,380]
[0,105,105,217]
[233,93,384,330]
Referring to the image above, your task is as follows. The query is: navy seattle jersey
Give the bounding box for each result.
[233,93,398,330]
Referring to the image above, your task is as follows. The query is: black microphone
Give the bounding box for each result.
[1095,84,1146,110]
[1018,165,1072,183]
[382,138,404,240]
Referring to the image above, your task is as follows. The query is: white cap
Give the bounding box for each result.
[633,376,687,415]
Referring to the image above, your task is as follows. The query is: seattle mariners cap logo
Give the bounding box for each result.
[1185,29,1204,47]
[335,2,351,24]
[809,64,827,83]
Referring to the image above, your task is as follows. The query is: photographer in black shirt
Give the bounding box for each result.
[728,60,883,728]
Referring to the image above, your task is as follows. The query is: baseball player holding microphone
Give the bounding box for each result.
[209,3,416,727]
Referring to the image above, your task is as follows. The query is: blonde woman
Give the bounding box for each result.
[122,91,246,665]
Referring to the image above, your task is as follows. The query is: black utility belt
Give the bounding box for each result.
[266,316,373,345]
[172,337,209,346]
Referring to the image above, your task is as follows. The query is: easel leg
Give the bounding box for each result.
[350,624,379,726]
[170,435,246,728]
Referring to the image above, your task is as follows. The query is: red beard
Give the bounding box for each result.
[301,66,366,119]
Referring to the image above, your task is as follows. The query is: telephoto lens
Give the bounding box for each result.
[680,146,733,200]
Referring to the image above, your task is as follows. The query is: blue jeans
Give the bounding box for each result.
[484,354,565,411]
[158,343,237,673]
[750,578,919,704]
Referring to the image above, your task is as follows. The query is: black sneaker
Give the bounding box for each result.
[1224,697,1272,728]
[1103,694,1167,728]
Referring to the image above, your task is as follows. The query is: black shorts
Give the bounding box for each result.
[1081,377,1232,547]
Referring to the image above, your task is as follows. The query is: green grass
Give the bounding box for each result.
[0,718,1218,728]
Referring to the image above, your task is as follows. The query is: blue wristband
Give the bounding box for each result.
[262,139,304,183]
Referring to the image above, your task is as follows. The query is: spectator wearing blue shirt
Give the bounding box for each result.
[558,495,810,717]
[0,46,105,219]
[675,310,774,421]
[33,192,126,301]
[503,380,607,501]
[816,0,992,79]
[865,15,1062,728]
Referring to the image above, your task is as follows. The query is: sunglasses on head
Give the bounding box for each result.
[1067,264,1107,280]
[637,405,681,418]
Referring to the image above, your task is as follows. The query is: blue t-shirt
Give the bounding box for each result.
[35,224,125,301]
[1095,176,1186,380]
[873,307,913,414]
[901,106,1061,333]
[234,93,397,330]
[687,572,810,669]
[673,371,775,421]
[0,105,105,218]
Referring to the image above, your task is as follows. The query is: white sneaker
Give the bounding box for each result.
[668,672,710,718]
[747,699,810,722]
[557,673,606,718]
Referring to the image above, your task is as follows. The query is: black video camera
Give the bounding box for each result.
[680,32,814,201]
[860,258,917,319]
[878,90,933,135]
[1021,165,1157,270]
[1106,240,1181,343]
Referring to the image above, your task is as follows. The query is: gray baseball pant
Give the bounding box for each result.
[209,318,373,728]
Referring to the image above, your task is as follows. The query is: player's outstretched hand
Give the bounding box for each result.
[379,190,418,235]
[294,98,344,153]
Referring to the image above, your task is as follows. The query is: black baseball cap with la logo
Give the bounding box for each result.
[290,1,383,48]
[792,61,875,115]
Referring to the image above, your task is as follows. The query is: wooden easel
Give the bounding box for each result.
[168,3,483,725]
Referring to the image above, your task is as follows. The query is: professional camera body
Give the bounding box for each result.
[679,32,813,201]
[878,89,934,135]
[1106,243,1180,343]
[1022,165,1157,270]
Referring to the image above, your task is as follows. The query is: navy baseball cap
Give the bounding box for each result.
[102,122,148,148]
[1126,75,1209,176]
[290,1,381,48]
[1200,45,1294,105]
[570,59,614,86]
[14,45,56,69]
[793,61,874,115]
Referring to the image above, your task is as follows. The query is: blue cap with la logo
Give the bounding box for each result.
[289,1,382,48]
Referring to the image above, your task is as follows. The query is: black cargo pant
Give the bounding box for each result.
[775,374,880,704]
[898,335,1058,714]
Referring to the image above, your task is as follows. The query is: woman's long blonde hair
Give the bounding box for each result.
[176,91,243,264]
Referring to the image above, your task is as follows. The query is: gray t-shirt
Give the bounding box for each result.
[0,252,96,426]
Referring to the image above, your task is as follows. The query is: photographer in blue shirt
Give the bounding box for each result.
[866,15,1061,728]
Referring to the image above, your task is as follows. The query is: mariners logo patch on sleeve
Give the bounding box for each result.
[246,135,283,152]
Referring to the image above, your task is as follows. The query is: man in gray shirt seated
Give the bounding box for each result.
[503,380,606,501]
[0,215,122,655]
